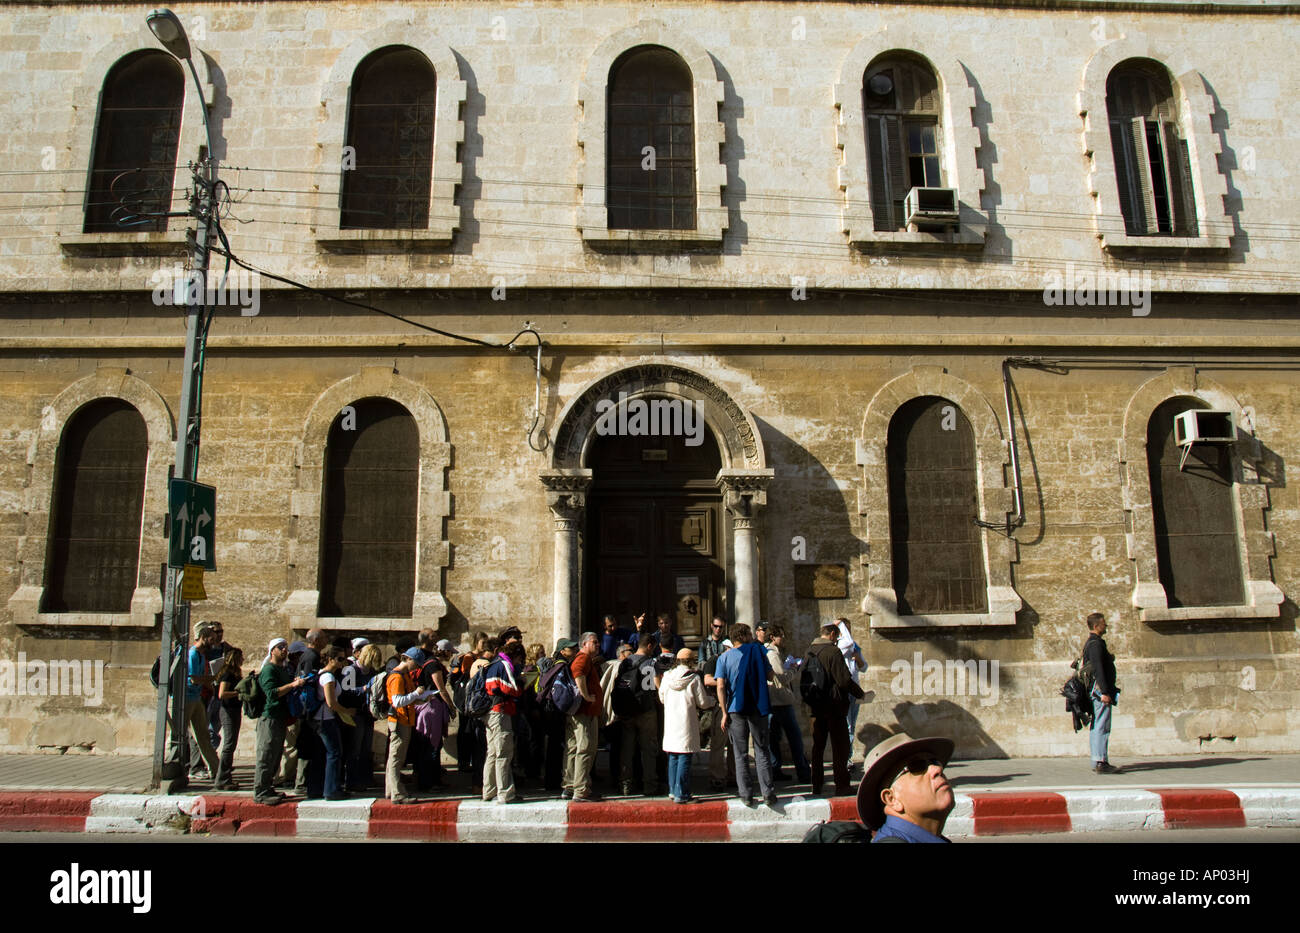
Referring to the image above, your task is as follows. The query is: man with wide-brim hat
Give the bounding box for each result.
[856,732,956,843]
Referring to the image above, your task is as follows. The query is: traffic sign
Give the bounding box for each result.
[168,479,216,570]
[181,563,207,601]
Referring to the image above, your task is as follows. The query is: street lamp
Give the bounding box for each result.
[146,8,219,793]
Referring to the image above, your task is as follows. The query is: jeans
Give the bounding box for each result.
[215,704,241,785]
[253,716,287,801]
[667,752,692,801]
[1090,688,1113,763]
[726,712,774,800]
[811,704,851,795]
[846,697,861,762]
[305,717,342,798]
[483,710,517,802]
[768,704,810,777]
[347,712,375,790]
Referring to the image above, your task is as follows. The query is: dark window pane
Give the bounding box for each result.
[85,51,183,233]
[41,400,147,612]
[1147,398,1244,607]
[340,47,436,230]
[318,398,419,617]
[887,397,987,614]
[607,45,695,230]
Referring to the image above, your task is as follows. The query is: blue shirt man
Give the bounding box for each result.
[600,616,632,660]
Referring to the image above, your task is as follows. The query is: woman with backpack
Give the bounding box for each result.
[305,646,350,800]
[413,644,456,790]
[658,648,716,804]
[346,644,385,792]
[213,648,244,790]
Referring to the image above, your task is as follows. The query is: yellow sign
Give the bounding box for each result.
[181,563,207,601]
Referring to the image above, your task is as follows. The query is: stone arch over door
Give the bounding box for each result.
[542,362,773,643]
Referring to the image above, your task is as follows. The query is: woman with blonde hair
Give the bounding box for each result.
[346,644,385,792]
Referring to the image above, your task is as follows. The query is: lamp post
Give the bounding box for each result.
[146,8,218,792]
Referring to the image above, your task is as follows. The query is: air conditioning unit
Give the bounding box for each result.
[1174,410,1236,471]
[1174,410,1236,446]
[904,187,960,230]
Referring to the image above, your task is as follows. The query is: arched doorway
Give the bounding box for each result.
[585,408,723,642]
[540,362,773,644]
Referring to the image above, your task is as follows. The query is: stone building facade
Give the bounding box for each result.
[0,0,1296,759]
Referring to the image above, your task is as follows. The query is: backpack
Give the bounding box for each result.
[285,672,321,720]
[1070,645,1096,693]
[150,646,182,689]
[369,670,394,721]
[538,660,583,716]
[465,666,494,718]
[801,820,873,844]
[799,652,834,708]
[236,668,266,720]
[613,656,657,718]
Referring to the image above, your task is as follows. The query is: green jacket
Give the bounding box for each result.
[259,662,293,721]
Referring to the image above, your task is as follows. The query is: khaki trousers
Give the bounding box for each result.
[563,713,599,797]
[482,710,517,802]
[385,721,412,799]
[184,699,219,777]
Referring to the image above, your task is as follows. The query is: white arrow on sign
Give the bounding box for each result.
[174,502,190,546]
[196,509,211,533]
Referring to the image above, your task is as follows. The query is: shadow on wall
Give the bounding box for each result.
[749,415,858,649]
[858,700,1007,760]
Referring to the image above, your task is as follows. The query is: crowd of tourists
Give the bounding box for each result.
[178,613,870,808]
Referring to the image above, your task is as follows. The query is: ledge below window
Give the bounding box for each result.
[1135,580,1284,623]
[281,589,446,632]
[7,584,161,628]
[315,228,455,254]
[1100,232,1232,256]
[580,227,726,253]
[849,227,986,253]
[59,231,188,258]
[864,586,1021,629]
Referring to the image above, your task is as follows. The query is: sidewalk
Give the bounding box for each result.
[1,752,1296,840]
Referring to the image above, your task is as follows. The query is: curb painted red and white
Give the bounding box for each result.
[3,786,1297,840]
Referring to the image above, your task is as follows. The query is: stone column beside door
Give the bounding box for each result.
[718,469,774,627]
[541,469,593,645]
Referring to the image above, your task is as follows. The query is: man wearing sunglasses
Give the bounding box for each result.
[857,732,956,843]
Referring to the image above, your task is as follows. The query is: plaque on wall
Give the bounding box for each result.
[642,449,668,461]
[794,564,848,599]
[676,575,700,595]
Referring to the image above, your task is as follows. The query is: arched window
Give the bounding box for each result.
[864,54,942,232]
[41,399,148,612]
[340,47,436,230]
[84,51,184,233]
[1106,59,1197,237]
[1146,398,1243,607]
[887,396,987,614]
[606,46,695,230]
[318,398,419,617]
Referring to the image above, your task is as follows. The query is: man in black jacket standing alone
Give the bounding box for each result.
[1083,612,1121,774]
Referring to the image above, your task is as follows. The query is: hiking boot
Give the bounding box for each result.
[391,795,418,805]
[1094,761,1121,774]
[214,780,240,791]
[253,795,282,807]
[572,792,603,802]
[764,793,779,808]
[741,795,755,808]
[325,791,349,801]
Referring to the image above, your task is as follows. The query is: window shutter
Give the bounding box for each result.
[884,115,908,229]
[1163,121,1198,237]
[866,114,894,231]
[1129,117,1160,234]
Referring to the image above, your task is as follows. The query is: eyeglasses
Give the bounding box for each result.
[888,755,944,787]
